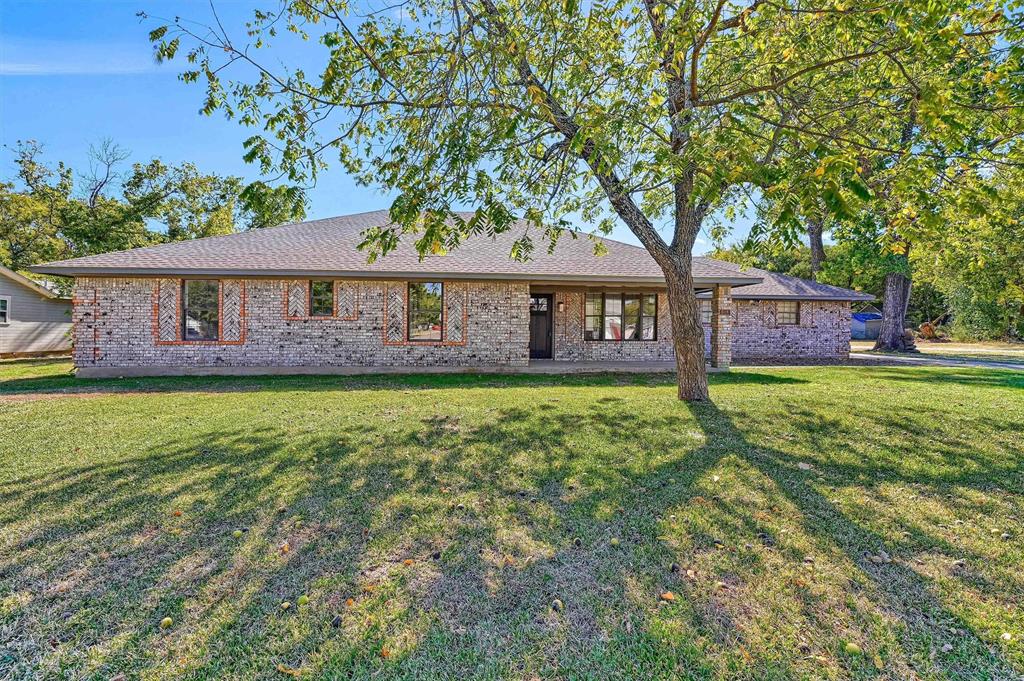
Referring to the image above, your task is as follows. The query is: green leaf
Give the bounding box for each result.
[847,176,873,201]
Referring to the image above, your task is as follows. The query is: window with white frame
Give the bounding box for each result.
[777,300,800,325]
[0,296,10,324]
[700,299,712,324]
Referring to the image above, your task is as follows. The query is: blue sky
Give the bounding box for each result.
[0,0,750,251]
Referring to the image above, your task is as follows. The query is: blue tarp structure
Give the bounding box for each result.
[851,312,882,340]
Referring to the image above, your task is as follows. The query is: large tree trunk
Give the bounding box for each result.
[807,217,825,280]
[662,252,709,401]
[874,270,917,352]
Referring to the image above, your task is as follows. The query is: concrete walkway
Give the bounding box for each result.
[521,360,678,373]
[849,352,1024,372]
[72,356,1022,379]
[78,360,702,378]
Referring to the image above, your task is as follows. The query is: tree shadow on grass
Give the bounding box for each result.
[0,368,807,399]
[1,377,1020,679]
[0,422,407,677]
[682,400,1020,679]
[856,366,1024,389]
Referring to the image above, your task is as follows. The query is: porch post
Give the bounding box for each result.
[710,284,732,369]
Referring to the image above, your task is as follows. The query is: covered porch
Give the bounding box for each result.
[525,283,735,369]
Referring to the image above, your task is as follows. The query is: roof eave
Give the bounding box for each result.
[28,265,762,287]
[698,292,875,301]
[1,265,61,299]
[743,294,875,301]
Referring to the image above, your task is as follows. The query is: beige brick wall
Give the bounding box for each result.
[702,299,852,360]
[70,278,851,372]
[72,278,530,370]
[549,293,850,363]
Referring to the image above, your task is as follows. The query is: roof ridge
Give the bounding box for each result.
[35,210,390,268]
[75,209,659,264]
[749,266,869,294]
[697,260,872,300]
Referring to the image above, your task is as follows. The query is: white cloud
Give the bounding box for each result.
[0,35,166,76]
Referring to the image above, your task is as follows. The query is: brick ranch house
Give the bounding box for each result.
[31,210,872,377]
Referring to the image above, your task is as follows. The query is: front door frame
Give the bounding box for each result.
[529,293,553,360]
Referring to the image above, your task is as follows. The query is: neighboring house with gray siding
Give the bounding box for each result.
[0,265,72,356]
[31,210,872,377]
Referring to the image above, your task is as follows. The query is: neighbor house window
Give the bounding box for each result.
[408,282,443,341]
[700,299,712,324]
[777,300,800,325]
[182,280,219,341]
[0,296,9,324]
[309,280,334,317]
[585,292,657,340]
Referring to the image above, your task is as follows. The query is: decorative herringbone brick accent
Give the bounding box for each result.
[563,293,582,345]
[286,280,307,317]
[385,283,406,344]
[337,281,358,320]
[444,282,467,343]
[157,279,179,341]
[710,285,732,368]
[221,280,244,342]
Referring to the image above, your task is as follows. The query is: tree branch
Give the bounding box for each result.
[473,0,671,261]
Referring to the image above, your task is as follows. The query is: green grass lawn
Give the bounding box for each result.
[1,360,1022,680]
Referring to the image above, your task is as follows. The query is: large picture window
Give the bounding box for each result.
[777,300,800,325]
[309,280,334,317]
[585,292,657,341]
[182,280,219,341]
[408,282,443,341]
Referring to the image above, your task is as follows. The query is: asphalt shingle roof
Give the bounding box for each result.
[696,262,875,301]
[31,210,757,286]
[29,210,870,300]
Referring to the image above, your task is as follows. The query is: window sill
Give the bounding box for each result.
[156,338,242,346]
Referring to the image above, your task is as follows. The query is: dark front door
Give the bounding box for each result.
[529,294,553,359]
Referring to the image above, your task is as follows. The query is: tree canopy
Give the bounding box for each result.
[146,0,1024,398]
[0,141,307,280]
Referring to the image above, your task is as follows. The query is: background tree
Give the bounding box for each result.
[712,216,945,325]
[0,140,306,290]
[915,165,1024,339]
[148,0,1023,399]
[731,7,1024,351]
[0,144,69,271]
